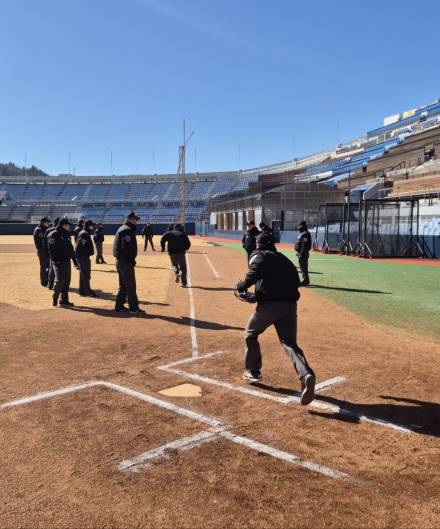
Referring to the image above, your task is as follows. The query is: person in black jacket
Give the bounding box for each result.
[160,223,191,287]
[33,217,50,286]
[93,223,106,264]
[141,223,155,251]
[295,220,312,286]
[76,219,97,297]
[235,232,315,405]
[73,220,84,243]
[47,218,78,307]
[242,220,260,261]
[43,217,60,290]
[113,212,144,314]
[258,222,277,251]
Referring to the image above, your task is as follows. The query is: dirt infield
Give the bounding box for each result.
[1,236,440,528]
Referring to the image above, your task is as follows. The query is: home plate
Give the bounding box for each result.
[158,383,202,397]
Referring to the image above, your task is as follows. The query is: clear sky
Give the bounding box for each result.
[2,0,440,176]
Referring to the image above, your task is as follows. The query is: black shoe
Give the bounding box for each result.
[59,300,74,307]
[88,291,98,298]
[115,305,129,312]
[48,285,54,290]
[243,370,263,382]
[300,374,315,405]
[129,307,146,314]
[175,274,180,283]
[79,292,88,297]
[102,261,107,264]
[300,280,310,287]
[181,283,188,288]
[52,294,58,307]
[41,283,48,287]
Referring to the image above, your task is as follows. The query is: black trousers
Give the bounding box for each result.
[170,253,187,285]
[37,250,49,286]
[298,253,310,283]
[78,255,92,295]
[143,236,155,251]
[115,259,139,310]
[47,259,55,288]
[95,242,105,263]
[53,261,71,303]
[245,301,314,380]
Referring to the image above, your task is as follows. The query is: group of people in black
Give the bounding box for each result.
[33,213,191,314]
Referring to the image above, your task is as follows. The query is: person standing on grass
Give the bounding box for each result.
[33,217,50,287]
[93,223,106,264]
[295,220,312,286]
[142,222,155,251]
[43,217,60,290]
[76,219,98,298]
[113,212,145,314]
[160,223,191,287]
[47,218,78,307]
[235,232,316,405]
[242,220,260,261]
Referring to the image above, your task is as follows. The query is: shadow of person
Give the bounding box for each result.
[308,285,392,294]
[68,306,141,318]
[310,394,440,437]
[148,312,244,331]
[91,269,118,273]
[70,287,116,302]
[251,383,440,437]
[191,286,236,292]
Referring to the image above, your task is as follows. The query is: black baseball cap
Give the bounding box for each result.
[127,212,140,221]
[59,217,70,227]
[40,217,50,223]
[84,219,95,229]
[246,220,255,225]
[256,232,274,249]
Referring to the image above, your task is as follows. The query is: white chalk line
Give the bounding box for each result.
[185,253,199,358]
[158,354,415,434]
[0,380,365,484]
[203,252,220,278]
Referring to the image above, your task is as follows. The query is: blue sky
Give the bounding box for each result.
[2,0,439,175]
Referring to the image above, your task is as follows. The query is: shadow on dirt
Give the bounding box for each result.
[307,285,392,294]
[254,383,439,437]
[191,286,235,292]
[70,288,169,307]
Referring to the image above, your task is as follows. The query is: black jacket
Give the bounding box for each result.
[76,229,95,258]
[43,226,57,258]
[93,228,105,244]
[142,225,154,238]
[237,250,300,303]
[295,230,312,255]
[113,222,138,263]
[160,229,191,254]
[47,227,76,263]
[73,225,83,243]
[242,227,260,253]
[33,224,47,252]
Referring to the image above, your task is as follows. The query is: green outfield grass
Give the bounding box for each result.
[209,241,440,342]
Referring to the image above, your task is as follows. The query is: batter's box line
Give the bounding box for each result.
[0,379,367,487]
[157,352,415,434]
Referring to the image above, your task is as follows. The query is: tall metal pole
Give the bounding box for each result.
[152,150,156,173]
[68,152,71,174]
[24,152,27,177]
[110,150,113,174]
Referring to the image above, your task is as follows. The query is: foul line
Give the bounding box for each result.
[185,253,199,357]
[203,253,220,279]
[0,380,366,485]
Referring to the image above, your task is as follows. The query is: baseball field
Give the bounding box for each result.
[1,235,439,529]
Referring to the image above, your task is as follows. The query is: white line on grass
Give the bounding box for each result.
[203,253,220,278]
[185,253,199,357]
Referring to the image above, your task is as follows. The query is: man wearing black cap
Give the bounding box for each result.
[235,232,316,405]
[141,222,155,251]
[93,223,106,264]
[241,220,260,261]
[43,217,60,290]
[76,219,97,297]
[113,212,144,314]
[73,219,84,243]
[33,217,50,286]
[47,218,78,307]
[295,220,312,286]
[160,223,191,287]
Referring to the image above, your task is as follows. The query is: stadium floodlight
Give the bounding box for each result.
[177,119,194,224]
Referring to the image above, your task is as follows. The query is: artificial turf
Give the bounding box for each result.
[208,240,440,342]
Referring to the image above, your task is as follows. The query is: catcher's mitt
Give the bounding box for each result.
[234,290,256,304]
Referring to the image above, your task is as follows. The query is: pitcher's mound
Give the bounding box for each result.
[158,383,202,398]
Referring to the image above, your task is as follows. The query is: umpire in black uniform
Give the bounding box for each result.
[160,223,191,286]
[43,217,60,290]
[113,212,144,314]
[93,223,106,264]
[241,220,260,261]
[236,232,315,405]
[295,220,312,286]
[142,222,155,251]
[33,217,50,286]
[73,219,84,243]
[76,219,97,297]
[47,218,78,307]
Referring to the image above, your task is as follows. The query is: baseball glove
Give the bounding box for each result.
[234,290,256,304]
